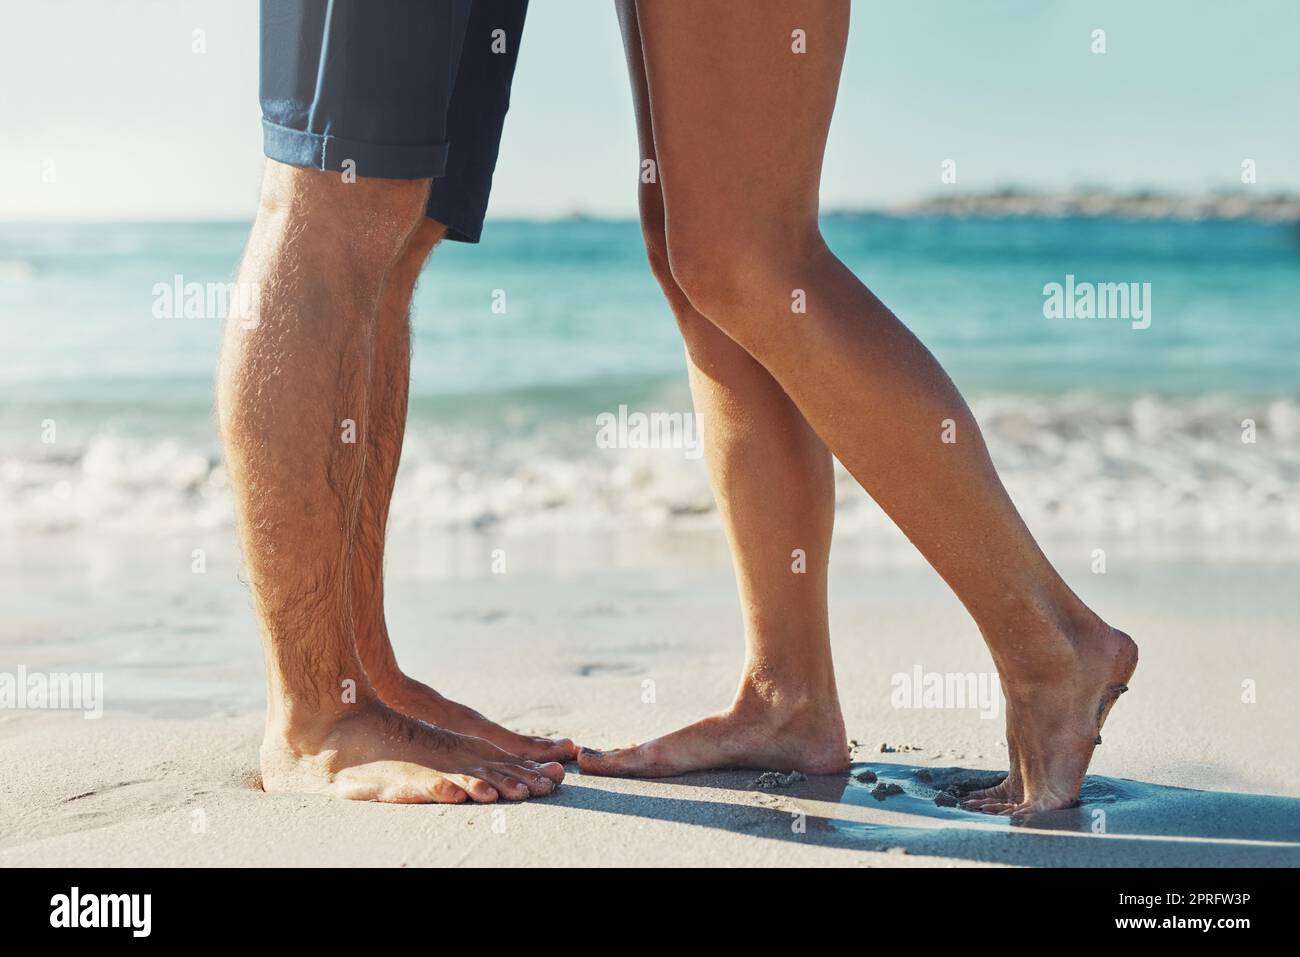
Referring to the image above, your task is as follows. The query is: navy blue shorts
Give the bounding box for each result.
[259,0,528,243]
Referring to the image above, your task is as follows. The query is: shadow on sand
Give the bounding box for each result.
[552,762,1300,866]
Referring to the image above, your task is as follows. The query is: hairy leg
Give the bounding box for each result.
[351,217,576,762]
[631,0,1135,814]
[218,163,562,803]
[579,1,847,778]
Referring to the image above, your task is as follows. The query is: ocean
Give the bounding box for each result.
[1,215,1297,547]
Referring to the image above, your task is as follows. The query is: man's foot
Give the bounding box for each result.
[373,674,577,763]
[260,698,566,804]
[966,621,1137,818]
[576,689,849,777]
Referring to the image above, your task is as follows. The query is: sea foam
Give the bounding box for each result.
[1,393,1295,550]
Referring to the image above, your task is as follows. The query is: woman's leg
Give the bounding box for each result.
[629,0,1136,814]
[579,1,848,776]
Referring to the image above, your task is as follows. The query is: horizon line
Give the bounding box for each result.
[5,187,1297,228]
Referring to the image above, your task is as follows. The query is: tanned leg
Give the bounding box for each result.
[579,1,847,778]
[218,162,563,803]
[351,217,576,762]
[619,0,1135,815]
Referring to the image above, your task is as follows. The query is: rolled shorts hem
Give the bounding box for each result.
[261,118,451,180]
[426,176,494,244]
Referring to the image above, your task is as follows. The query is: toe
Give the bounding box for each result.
[577,745,648,777]
[521,770,557,796]
[972,801,1019,815]
[576,747,614,775]
[536,737,578,762]
[496,764,556,797]
[529,760,566,784]
[507,734,574,763]
[446,775,498,803]
[1008,801,1051,821]
[400,776,473,804]
[482,770,533,801]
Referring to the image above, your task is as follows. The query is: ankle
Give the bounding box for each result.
[977,586,1082,655]
[264,679,380,746]
[985,598,1127,692]
[358,651,433,700]
[733,667,841,725]
[357,653,403,695]
[353,623,408,692]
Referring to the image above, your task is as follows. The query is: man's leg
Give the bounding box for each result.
[350,217,576,762]
[218,162,562,803]
[580,2,847,777]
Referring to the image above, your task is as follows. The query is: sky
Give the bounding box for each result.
[2,0,1298,222]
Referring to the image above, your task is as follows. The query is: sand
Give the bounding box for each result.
[2,529,1298,867]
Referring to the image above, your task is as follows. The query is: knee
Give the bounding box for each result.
[392,218,448,284]
[255,161,430,273]
[663,216,815,354]
[637,219,729,364]
[641,217,677,297]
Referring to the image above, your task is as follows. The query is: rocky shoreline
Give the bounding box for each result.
[876,189,1300,222]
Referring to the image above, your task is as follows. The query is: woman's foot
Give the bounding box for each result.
[260,697,566,804]
[966,620,1137,817]
[373,674,577,763]
[960,703,1023,807]
[577,680,849,777]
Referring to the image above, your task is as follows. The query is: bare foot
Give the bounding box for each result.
[577,690,849,777]
[260,697,566,804]
[969,622,1137,818]
[375,674,577,764]
[960,689,1023,809]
